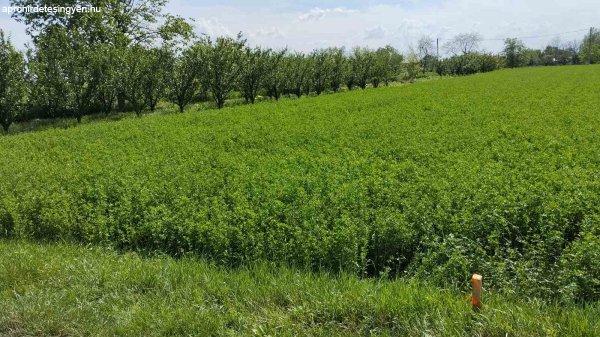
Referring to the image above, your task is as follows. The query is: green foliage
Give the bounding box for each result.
[27,26,75,119]
[402,52,422,82]
[541,45,580,66]
[283,52,311,97]
[350,47,373,89]
[1,241,598,336]
[16,0,189,120]
[122,45,149,116]
[196,34,246,109]
[328,47,345,92]
[504,38,526,68]
[310,49,331,95]
[435,52,502,76]
[142,47,172,111]
[559,224,600,302]
[0,30,26,132]
[261,49,287,100]
[166,46,199,113]
[238,46,271,104]
[371,46,402,87]
[343,56,356,91]
[91,44,120,115]
[1,66,599,303]
[580,28,600,64]
[10,0,168,44]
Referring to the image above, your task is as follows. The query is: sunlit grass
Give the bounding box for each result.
[1,240,598,336]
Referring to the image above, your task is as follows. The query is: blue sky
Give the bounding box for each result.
[1,0,598,53]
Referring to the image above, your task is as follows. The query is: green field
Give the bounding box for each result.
[1,241,599,336]
[1,65,599,306]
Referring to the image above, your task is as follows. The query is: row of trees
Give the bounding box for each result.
[415,30,600,75]
[1,0,599,133]
[1,28,409,131]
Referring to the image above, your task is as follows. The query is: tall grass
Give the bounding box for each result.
[1,241,598,336]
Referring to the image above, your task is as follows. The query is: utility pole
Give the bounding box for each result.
[436,38,439,58]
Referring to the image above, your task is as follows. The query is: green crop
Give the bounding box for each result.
[1,65,599,302]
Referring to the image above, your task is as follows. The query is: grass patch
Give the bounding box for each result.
[1,240,598,336]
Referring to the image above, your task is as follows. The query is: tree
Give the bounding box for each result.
[197,34,246,109]
[343,57,356,91]
[371,46,402,87]
[10,0,169,45]
[284,52,310,98]
[371,49,387,88]
[541,39,580,66]
[310,49,331,95]
[66,41,96,123]
[123,45,148,116]
[239,46,270,104]
[27,27,73,119]
[522,48,543,66]
[351,47,373,89]
[28,26,96,122]
[503,38,526,68]
[417,36,437,71]
[563,40,581,65]
[384,46,404,85]
[301,57,314,96]
[0,31,26,133]
[262,49,287,100]
[166,46,199,113]
[142,47,171,111]
[328,47,345,92]
[90,44,119,115]
[580,28,600,64]
[444,33,482,55]
[417,36,435,59]
[402,51,422,82]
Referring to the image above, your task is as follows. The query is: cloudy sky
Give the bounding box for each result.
[1,0,598,53]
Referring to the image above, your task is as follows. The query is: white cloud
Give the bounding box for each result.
[196,17,233,38]
[251,26,284,39]
[364,25,387,40]
[298,7,358,22]
[1,0,599,53]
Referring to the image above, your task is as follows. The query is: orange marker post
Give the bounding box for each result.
[471,273,483,310]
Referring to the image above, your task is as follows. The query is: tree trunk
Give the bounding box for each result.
[117,92,126,112]
[216,96,225,109]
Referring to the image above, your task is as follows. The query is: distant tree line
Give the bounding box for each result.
[417,30,600,76]
[0,0,599,133]
[502,30,600,68]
